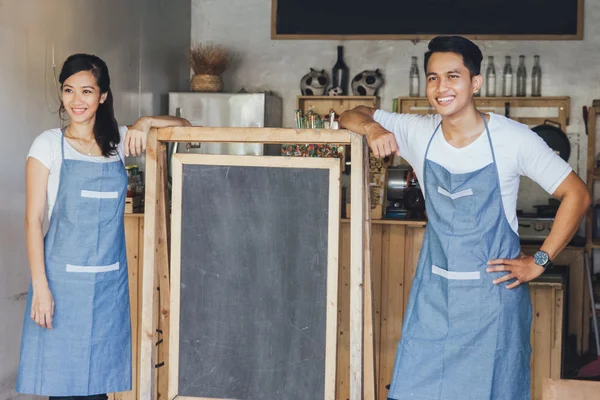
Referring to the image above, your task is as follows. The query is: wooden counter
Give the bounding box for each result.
[117,215,581,400]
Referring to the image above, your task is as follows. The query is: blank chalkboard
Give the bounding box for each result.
[171,155,339,400]
[272,0,583,40]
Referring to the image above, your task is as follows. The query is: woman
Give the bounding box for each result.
[16,53,190,399]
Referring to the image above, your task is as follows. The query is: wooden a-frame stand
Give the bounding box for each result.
[140,127,374,400]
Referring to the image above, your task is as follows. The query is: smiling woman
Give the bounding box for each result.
[15,53,190,399]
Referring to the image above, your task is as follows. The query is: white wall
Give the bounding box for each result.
[0,1,190,398]
[191,0,600,214]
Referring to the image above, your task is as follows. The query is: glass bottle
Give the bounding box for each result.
[531,55,542,97]
[486,56,496,97]
[516,55,527,97]
[409,56,420,97]
[332,46,349,95]
[502,56,513,97]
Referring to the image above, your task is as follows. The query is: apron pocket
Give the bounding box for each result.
[66,261,120,273]
[448,283,484,336]
[437,186,473,200]
[433,264,484,336]
[81,190,118,199]
[79,190,119,226]
[432,265,480,280]
[437,186,477,232]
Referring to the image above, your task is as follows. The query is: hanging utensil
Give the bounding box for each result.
[531,120,571,162]
[583,106,589,136]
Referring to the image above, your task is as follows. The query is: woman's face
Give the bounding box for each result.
[61,70,107,125]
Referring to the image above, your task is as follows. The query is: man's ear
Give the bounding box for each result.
[472,74,483,94]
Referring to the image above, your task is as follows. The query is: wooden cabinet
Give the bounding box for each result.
[522,246,587,356]
[530,282,565,400]
[337,220,426,400]
[338,220,566,400]
[297,95,378,117]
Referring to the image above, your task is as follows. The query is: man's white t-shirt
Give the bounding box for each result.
[373,111,572,233]
[27,126,129,220]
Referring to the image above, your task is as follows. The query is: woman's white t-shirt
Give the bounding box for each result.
[27,126,129,220]
[373,111,572,233]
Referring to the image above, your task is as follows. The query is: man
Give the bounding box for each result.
[339,36,590,400]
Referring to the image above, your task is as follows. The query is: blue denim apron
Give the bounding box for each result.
[17,131,131,396]
[388,114,532,399]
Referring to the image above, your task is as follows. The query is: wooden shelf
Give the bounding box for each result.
[398,96,570,101]
[297,95,377,101]
[397,96,570,127]
[297,95,378,117]
[124,213,144,218]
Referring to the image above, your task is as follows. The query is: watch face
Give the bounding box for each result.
[534,251,549,266]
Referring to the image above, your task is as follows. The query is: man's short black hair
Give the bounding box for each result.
[424,36,483,77]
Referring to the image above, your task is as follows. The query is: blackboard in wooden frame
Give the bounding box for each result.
[139,127,370,400]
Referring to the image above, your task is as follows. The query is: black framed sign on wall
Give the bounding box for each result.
[271,0,583,40]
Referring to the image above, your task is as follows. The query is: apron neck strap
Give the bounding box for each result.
[481,112,504,191]
[424,121,442,159]
[481,112,496,163]
[60,127,67,161]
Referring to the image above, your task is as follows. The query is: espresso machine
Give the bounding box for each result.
[385,165,425,219]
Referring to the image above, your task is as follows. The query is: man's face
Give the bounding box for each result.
[425,52,482,118]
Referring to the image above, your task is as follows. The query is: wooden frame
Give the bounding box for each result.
[141,127,369,400]
[271,0,583,41]
[542,378,600,399]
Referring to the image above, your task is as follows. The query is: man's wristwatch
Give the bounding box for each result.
[533,250,553,270]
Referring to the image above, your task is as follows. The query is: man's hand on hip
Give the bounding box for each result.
[486,255,545,289]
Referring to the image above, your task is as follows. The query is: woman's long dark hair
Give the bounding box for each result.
[59,54,119,157]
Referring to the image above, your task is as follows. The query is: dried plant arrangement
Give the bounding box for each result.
[187,43,231,92]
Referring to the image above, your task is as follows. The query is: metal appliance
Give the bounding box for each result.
[167,92,283,178]
[517,216,554,242]
[385,165,425,219]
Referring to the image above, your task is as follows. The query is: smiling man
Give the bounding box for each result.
[339,36,590,399]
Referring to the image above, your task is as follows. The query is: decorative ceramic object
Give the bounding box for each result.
[328,87,343,96]
[300,68,329,95]
[351,69,384,96]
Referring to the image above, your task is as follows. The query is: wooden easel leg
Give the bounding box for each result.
[350,134,367,400]
[156,142,171,399]
[363,147,376,400]
[140,129,160,400]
